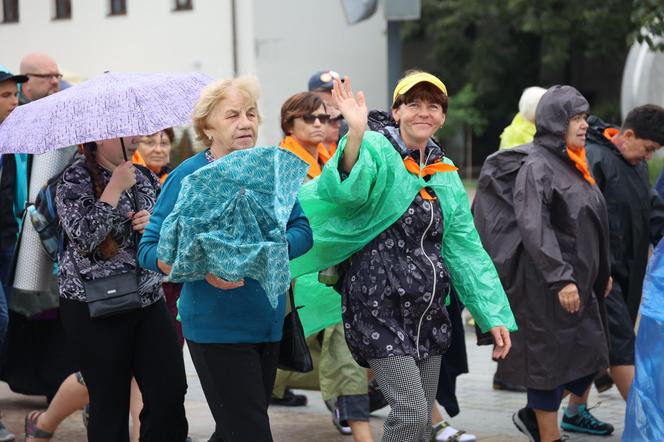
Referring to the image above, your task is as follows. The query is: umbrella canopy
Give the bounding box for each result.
[157,147,308,308]
[0,71,212,154]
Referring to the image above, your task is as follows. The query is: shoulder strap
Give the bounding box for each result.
[135,165,161,197]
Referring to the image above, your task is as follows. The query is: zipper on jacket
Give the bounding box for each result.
[415,149,437,359]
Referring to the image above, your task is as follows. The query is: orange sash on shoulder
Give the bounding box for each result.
[403,156,458,200]
[280,136,331,179]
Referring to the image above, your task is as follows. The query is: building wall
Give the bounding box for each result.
[0,0,387,146]
[0,0,233,78]
[253,0,388,144]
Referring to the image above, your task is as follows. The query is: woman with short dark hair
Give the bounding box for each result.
[279,92,333,180]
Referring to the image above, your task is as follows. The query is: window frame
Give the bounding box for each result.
[109,0,127,16]
[53,0,71,20]
[173,0,192,12]
[2,0,19,23]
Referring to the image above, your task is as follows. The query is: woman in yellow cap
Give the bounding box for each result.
[289,70,516,442]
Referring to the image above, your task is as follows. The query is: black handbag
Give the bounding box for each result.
[68,244,142,319]
[83,269,142,318]
[278,287,313,373]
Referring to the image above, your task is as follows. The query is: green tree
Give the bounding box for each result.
[404,0,664,170]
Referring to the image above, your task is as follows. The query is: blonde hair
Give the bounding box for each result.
[192,75,262,147]
[519,86,547,123]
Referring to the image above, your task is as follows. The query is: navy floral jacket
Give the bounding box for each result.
[56,159,162,305]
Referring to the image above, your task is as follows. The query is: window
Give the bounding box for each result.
[2,0,19,23]
[174,0,192,11]
[109,0,126,16]
[54,0,71,19]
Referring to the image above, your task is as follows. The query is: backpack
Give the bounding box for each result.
[471,145,530,344]
[29,159,161,262]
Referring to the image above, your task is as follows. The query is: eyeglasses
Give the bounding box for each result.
[26,73,63,80]
[301,114,330,124]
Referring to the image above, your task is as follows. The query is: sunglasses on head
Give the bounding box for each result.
[301,113,330,124]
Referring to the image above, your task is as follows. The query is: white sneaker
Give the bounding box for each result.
[432,420,476,442]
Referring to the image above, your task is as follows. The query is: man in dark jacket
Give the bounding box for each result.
[474,86,612,442]
[580,105,664,402]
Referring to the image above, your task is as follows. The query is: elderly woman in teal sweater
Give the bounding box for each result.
[138,76,312,442]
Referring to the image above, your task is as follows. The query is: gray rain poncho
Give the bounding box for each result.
[473,85,610,390]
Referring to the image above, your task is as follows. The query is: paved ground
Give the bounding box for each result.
[0,319,625,441]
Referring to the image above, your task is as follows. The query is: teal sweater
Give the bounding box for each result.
[138,151,313,344]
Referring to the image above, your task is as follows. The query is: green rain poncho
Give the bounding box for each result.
[291,131,516,335]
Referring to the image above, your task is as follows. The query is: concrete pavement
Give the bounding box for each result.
[0,319,625,441]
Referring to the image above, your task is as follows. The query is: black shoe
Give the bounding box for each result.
[513,407,540,442]
[560,405,614,436]
[493,374,527,392]
[368,379,388,412]
[593,371,614,393]
[270,389,308,406]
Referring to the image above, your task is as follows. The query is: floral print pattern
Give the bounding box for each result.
[56,160,163,305]
[341,132,453,367]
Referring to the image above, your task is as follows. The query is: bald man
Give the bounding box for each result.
[19,52,61,103]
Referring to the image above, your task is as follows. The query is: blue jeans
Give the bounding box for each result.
[0,246,14,352]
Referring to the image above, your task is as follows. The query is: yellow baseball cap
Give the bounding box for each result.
[392,72,447,105]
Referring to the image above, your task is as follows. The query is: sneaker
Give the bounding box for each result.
[0,421,14,442]
[368,379,388,412]
[512,407,540,442]
[432,420,476,441]
[269,389,307,406]
[325,399,352,435]
[561,404,614,435]
[332,406,352,436]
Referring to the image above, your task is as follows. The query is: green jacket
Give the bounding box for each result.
[292,130,517,334]
[499,113,536,149]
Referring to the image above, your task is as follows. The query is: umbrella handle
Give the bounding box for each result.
[120,137,140,214]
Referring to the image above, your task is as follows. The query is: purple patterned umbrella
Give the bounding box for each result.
[0,71,212,154]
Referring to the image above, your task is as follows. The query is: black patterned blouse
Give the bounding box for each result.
[339,112,453,367]
[55,159,163,305]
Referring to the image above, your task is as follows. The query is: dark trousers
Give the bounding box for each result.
[60,298,188,442]
[0,246,14,352]
[187,340,280,442]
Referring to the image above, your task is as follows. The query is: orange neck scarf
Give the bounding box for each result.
[402,156,458,200]
[566,146,596,185]
[319,142,337,164]
[132,151,168,184]
[280,136,330,179]
[603,127,620,142]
